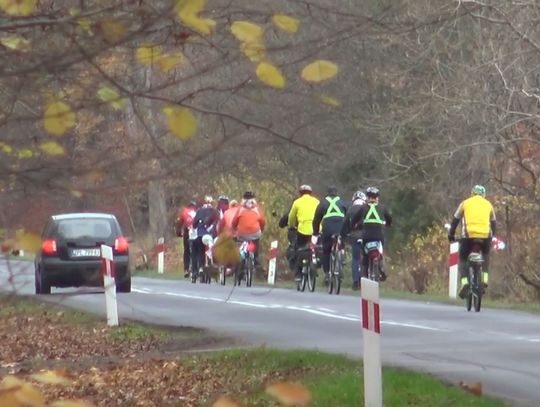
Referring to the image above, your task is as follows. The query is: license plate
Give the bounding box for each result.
[71,248,100,257]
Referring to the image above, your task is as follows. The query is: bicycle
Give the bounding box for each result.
[364,240,383,282]
[235,240,256,287]
[465,239,484,312]
[328,234,344,295]
[191,234,214,284]
[296,236,319,293]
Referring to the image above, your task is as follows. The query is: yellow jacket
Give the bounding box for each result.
[288,194,320,236]
[454,195,496,238]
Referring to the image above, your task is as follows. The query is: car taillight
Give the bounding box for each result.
[42,239,57,255]
[114,236,129,253]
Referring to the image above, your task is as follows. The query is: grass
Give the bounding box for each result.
[189,348,509,406]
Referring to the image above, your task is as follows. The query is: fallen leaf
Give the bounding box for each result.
[31,370,71,385]
[163,106,198,140]
[256,62,285,89]
[159,52,184,73]
[14,383,45,407]
[97,86,126,110]
[231,21,263,43]
[265,382,312,406]
[0,36,31,51]
[40,141,65,156]
[43,101,76,136]
[301,60,339,83]
[272,14,299,33]
[319,94,341,107]
[136,44,162,66]
[49,401,96,407]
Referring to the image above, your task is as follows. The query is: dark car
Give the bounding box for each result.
[34,213,131,294]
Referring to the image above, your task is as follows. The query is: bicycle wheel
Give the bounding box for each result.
[328,253,335,294]
[335,250,343,295]
[369,257,380,282]
[466,265,473,312]
[246,256,254,287]
[308,263,316,292]
[299,264,307,292]
[474,265,482,312]
[219,266,226,285]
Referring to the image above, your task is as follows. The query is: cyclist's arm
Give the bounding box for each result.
[490,205,496,235]
[312,202,325,235]
[448,202,464,237]
[384,208,392,227]
[287,201,298,229]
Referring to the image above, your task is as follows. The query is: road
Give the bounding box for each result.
[2,259,540,406]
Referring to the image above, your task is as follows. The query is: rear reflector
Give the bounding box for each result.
[114,236,129,253]
[42,239,57,255]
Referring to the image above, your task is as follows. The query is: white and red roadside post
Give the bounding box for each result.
[448,242,459,299]
[267,240,278,285]
[361,277,382,407]
[101,244,119,327]
[157,237,165,274]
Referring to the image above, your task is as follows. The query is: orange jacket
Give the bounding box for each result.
[232,206,265,235]
[219,206,240,236]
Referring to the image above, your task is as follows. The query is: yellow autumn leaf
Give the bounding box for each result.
[241,42,265,62]
[176,0,216,35]
[272,14,299,33]
[163,106,198,140]
[50,401,95,407]
[256,62,285,89]
[0,142,13,154]
[0,375,24,390]
[159,52,184,73]
[230,21,263,43]
[97,86,126,110]
[77,18,92,34]
[319,94,341,107]
[0,0,36,16]
[101,19,127,43]
[0,36,31,51]
[17,149,34,159]
[30,371,71,385]
[14,231,41,253]
[14,382,45,407]
[301,60,339,83]
[40,141,65,156]
[43,101,76,136]
[136,44,162,66]
[70,190,83,198]
[265,382,312,406]
[213,234,240,266]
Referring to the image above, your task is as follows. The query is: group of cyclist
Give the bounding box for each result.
[175,192,265,278]
[176,181,496,299]
[281,184,392,290]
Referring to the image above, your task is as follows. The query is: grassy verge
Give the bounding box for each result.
[191,348,508,406]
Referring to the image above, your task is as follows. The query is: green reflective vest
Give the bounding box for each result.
[323,196,345,219]
[363,203,384,224]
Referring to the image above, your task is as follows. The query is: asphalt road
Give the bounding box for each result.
[2,259,540,406]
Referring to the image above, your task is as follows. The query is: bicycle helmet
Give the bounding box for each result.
[218,195,229,202]
[365,186,379,198]
[352,190,366,202]
[471,185,486,197]
[327,186,338,196]
[299,184,312,193]
[203,195,213,204]
[243,191,255,199]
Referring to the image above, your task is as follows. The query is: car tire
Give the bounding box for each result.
[116,276,131,293]
[36,266,51,295]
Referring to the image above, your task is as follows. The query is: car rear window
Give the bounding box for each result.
[55,218,114,240]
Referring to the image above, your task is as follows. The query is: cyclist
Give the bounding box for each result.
[349,187,392,281]
[313,186,348,284]
[219,199,239,237]
[175,200,198,278]
[287,184,320,279]
[232,198,265,265]
[447,185,496,299]
[191,196,220,276]
[341,190,367,290]
[217,195,230,219]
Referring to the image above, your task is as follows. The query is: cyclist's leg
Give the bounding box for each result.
[321,234,333,274]
[458,238,472,298]
[351,239,361,289]
[183,232,190,277]
[295,233,311,278]
[191,237,201,275]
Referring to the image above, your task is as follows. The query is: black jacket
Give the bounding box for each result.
[313,195,348,236]
[349,202,392,242]
[340,203,364,243]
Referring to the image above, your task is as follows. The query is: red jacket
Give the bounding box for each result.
[176,206,197,237]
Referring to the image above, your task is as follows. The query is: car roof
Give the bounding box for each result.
[51,213,117,221]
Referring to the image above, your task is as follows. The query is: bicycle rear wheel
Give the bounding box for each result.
[474,265,482,312]
[308,263,316,292]
[369,257,380,282]
[219,266,226,285]
[328,253,335,294]
[466,266,473,311]
[335,250,343,295]
[299,265,307,292]
[246,256,254,287]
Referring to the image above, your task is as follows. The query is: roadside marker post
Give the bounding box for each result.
[361,277,382,407]
[267,240,278,285]
[448,242,459,299]
[157,237,165,274]
[101,244,119,327]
